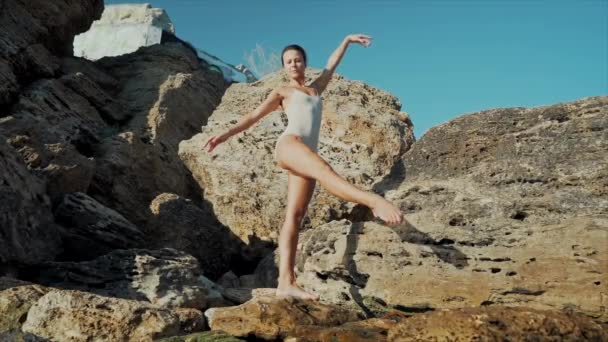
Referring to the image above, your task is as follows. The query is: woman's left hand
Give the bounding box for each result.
[346,34,373,47]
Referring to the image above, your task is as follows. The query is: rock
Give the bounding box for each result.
[60,72,128,123]
[53,192,144,260]
[294,216,607,321]
[286,316,398,342]
[0,139,62,265]
[89,43,228,227]
[0,284,50,333]
[237,274,257,288]
[1,78,105,199]
[179,69,415,254]
[21,289,205,342]
[204,292,361,340]
[147,193,243,279]
[253,250,280,288]
[216,271,240,289]
[0,0,103,107]
[290,96,608,323]
[387,306,608,341]
[74,4,175,61]
[60,56,119,90]
[23,248,229,310]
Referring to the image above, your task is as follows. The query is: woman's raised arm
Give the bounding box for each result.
[311,34,372,94]
[204,88,283,152]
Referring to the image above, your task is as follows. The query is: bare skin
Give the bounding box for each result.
[204,33,403,301]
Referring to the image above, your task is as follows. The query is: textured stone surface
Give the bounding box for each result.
[23,248,228,310]
[286,316,397,342]
[179,69,414,254]
[147,193,246,279]
[89,43,228,227]
[0,140,61,265]
[294,217,607,321]
[387,306,608,341]
[1,77,104,199]
[54,192,144,260]
[242,97,608,324]
[0,0,103,106]
[0,284,49,332]
[21,289,205,342]
[204,293,361,340]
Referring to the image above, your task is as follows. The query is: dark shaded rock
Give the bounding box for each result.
[0,139,62,265]
[53,192,144,261]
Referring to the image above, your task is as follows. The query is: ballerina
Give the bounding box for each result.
[204,34,403,301]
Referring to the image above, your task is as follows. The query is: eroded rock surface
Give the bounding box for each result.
[179,70,414,254]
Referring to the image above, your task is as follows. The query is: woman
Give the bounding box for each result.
[204,34,403,300]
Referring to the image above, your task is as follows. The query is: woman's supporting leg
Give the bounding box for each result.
[276,135,403,226]
[276,171,319,300]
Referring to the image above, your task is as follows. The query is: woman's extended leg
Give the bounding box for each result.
[275,171,319,300]
[276,135,403,226]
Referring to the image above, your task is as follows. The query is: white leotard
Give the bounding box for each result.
[274,88,323,159]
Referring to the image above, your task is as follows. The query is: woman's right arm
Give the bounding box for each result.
[204,88,283,152]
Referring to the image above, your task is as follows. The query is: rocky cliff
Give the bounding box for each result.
[0,0,606,341]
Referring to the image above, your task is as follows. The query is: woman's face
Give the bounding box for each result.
[282,49,306,78]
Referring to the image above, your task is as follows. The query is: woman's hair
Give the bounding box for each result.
[281,44,307,67]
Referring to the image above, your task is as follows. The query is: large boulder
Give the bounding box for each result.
[1,77,106,200]
[0,139,62,265]
[22,248,228,310]
[147,193,248,279]
[89,43,228,227]
[53,192,145,261]
[21,289,206,341]
[0,0,103,107]
[291,96,608,323]
[204,292,361,340]
[0,284,49,334]
[179,70,415,253]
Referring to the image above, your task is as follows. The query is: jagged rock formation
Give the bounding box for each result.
[0,0,606,340]
[1,0,231,270]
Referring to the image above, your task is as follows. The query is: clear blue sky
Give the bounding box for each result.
[104,0,607,138]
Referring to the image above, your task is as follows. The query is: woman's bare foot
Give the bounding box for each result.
[276,282,319,301]
[370,195,403,226]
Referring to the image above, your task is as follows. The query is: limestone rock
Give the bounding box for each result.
[53,192,145,260]
[0,0,103,106]
[89,43,228,227]
[0,140,61,265]
[204,293,361,340]
[1,77,105,199]
[21,289,205,341]
[147,193,244,279]
[0,284,49,333]
[179,70,415,253]
[291,97,608,323]
[24,248,228,310]
[387,306,607,341]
